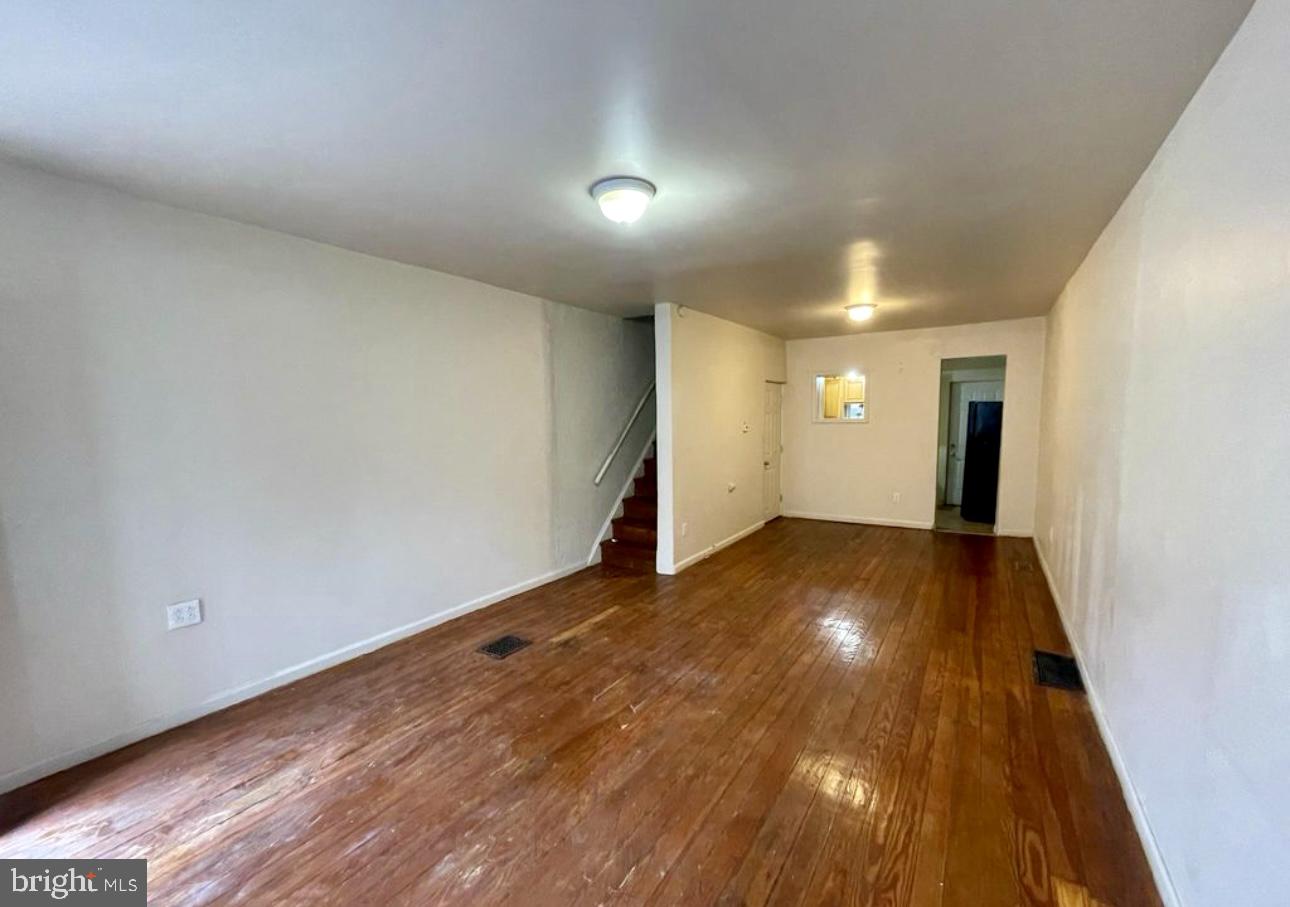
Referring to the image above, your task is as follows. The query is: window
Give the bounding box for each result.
[814,373,867,422]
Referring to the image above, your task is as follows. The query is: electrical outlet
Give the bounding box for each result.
[681,521,689,537]
[167,599,203,631]
[892,491,902,504]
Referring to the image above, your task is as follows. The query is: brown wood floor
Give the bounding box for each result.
[0,519,1160,906]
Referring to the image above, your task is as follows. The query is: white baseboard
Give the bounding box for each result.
[660,519,766,575]
[782,510,934,531]
[0,561,588,795]
[1033,542,1181,907]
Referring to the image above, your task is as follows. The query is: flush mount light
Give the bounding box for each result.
[846,303,877,322]
[590,176,656,224]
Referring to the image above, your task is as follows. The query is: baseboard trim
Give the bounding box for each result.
[782,511,934,531]
[0,560,588,795]
[660,519,766,575]
[1033,541,1181,907]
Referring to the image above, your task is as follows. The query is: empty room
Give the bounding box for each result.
[1,1,1286,905]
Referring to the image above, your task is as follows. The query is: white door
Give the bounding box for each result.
[946,380,1004,506]
[762,383,783,519]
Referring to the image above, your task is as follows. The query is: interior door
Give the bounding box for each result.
[946,380,1003,505]
[961,401,1004,524]
[762,382,783,519]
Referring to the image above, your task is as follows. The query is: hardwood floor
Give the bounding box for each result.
[0,519,1161,906]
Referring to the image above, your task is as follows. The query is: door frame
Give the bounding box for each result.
[762,381,784,520]
[935,356,1008,531]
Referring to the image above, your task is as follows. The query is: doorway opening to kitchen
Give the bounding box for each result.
[935,356,1005,535]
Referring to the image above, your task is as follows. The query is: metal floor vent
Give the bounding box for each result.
[1033,650,1084,692]
[478,634,531,660]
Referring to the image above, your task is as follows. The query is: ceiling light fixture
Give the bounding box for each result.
[590,176,656,224]
[846,303,877,322]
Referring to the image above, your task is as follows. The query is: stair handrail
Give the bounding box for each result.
[594,380,656,486]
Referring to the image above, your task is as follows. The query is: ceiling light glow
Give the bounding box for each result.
[846,303,877,322]
[590,176,656,224]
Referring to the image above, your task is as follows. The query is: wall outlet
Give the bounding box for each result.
[681,521,689,537]
[167,599,203,631]
[892,491,902,504]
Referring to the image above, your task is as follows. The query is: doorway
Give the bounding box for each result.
[935,356,1005,535]
[762,382,783,520]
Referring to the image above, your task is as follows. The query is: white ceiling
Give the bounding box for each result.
[1,1,1253,338]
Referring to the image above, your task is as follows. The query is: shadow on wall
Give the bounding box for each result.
[0,489,141,795]
[0,521,36,773]
[0,282,143,792]
[0,511,130,828]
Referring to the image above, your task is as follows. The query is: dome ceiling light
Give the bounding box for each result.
[845,303,877,322]
[590,176,656,224]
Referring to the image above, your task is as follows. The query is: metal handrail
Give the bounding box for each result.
[593,381,656,486]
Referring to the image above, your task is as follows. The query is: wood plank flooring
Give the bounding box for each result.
[0,519,1161,906]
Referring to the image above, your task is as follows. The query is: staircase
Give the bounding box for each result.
[599,454,657,573]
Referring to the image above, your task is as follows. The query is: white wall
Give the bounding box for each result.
[783,318,1045,535]
[654,304,786,573]
[0,158,652,791]
[1033,1,1289,904]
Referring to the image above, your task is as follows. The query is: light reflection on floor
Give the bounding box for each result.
[818,612,870,662]
[792,750,870,808]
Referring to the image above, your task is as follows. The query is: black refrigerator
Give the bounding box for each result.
[960,401,1003,524]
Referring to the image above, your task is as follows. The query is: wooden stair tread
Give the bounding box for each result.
[614,515,654,528]
[602,538,654,554]
[600,456,658,575]
[599,538,655,572]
